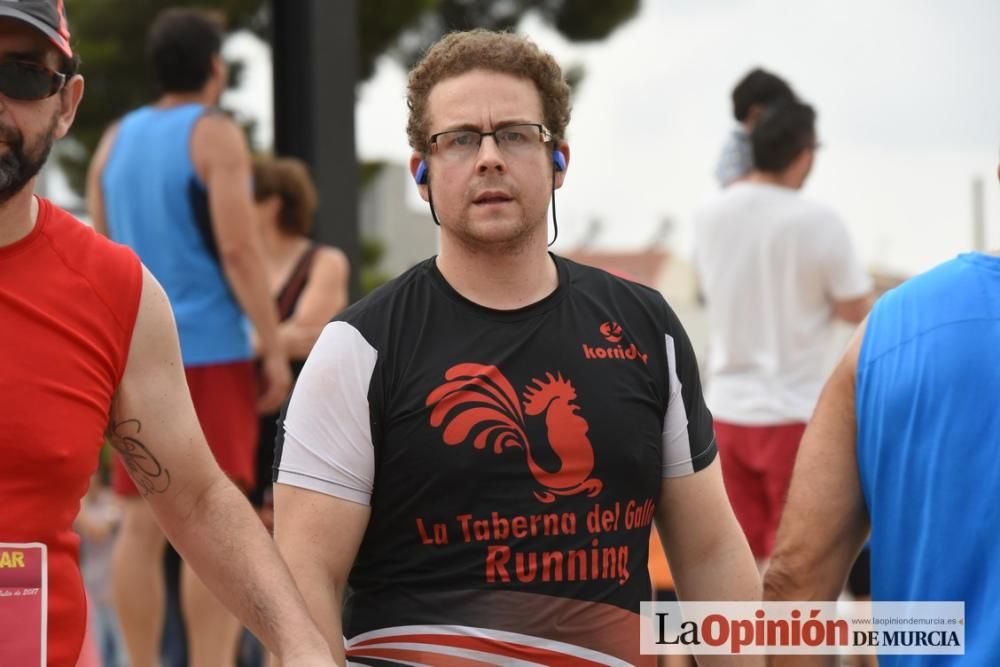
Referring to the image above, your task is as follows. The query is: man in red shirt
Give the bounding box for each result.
[0,3,334,665]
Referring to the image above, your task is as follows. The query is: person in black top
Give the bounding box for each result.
[250,156,349,521]
[273,29,759,667]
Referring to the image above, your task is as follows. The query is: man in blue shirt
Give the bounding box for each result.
[87,8,290,667]
[764,161,1000,665]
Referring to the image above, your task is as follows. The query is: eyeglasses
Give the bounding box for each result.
[0,61,67,101]
[430,123,553,161]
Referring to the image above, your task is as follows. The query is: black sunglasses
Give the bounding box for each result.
[0,61,66,101]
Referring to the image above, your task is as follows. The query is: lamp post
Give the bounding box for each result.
[271,0,361,299]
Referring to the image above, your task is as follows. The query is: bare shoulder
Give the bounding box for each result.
[191,112,249,168]
[128,265,179,358]
[90,121,122,171]
[97,119,121,149]
[839,318,868,381]
[192,110,243,140]
[293,245,349,321]
[313,245,349,276]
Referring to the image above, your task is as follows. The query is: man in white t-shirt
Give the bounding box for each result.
[694,99,873,567]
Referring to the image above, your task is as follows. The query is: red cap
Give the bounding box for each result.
[0,0,72,59]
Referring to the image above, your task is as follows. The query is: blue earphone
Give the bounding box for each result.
[415,151,565,185]
[552,150,567,173]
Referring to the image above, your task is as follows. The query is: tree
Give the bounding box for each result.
[389,0,640,69]
[61,0,639,196]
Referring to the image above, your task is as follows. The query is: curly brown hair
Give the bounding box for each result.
[252,157,319,236]
[406,29,571,155]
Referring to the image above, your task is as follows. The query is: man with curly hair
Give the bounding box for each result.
[274,29,760,666]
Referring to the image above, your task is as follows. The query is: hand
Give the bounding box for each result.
[88,517,116,542]
[75,514,113,542]
[257,347,292,413]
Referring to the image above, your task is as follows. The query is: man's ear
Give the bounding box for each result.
[212,53,227,82]
[410,153,429,202]
[54,74,84,141]
[554,142,570,190]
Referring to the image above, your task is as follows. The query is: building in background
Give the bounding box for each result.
[360,164,438,280]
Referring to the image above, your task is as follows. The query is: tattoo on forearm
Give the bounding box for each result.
[107,418,172,495]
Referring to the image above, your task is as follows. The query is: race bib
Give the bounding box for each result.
[0,543,46,666]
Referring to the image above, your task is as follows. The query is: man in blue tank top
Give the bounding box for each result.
[764,162,1000,665]
[86,9,291,667]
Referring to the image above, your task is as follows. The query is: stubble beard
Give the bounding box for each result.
[451,212,545,256]
[0,111,59,205]
[449,182,550,256]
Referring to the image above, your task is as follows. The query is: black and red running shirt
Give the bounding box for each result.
[276,255,716,666]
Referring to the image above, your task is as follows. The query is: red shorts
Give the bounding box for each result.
[715,420,805,559]
[114,360,258,496]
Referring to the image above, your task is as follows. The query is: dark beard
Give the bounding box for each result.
[0,113,58,205]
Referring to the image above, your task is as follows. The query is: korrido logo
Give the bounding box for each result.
[600,321,623,342]
[584,322,648,364]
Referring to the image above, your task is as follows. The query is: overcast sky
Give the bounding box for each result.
[225,0,999,276]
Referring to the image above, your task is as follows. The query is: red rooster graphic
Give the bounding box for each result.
[426,363,603,503]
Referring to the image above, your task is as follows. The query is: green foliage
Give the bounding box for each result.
[389,0,641,69]
[550,1,640,41]
[359,236,392,295]
[357,163,392,294]
[359,160,387,190]
[360,235,386,268]
[61,0,640,196]
[358,0,437,82]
